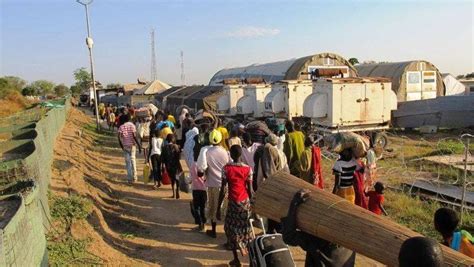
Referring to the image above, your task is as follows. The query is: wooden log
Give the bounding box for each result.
[254,171,474,267]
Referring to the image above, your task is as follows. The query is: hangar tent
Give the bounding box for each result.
[443,73,467,96]
[355,61,444,102]
[208,52,358,85]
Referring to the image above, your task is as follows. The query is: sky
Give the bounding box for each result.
[1,0,473,87]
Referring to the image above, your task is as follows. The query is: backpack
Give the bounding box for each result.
[451,230,474,251]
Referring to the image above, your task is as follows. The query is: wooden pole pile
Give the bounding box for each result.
[254,171,474,267]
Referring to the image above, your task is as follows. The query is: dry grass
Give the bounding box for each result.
[0,91,30,117]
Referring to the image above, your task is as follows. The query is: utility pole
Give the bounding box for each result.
[151,28,157,81]
[180,50,186,86]
[76,0,100,131]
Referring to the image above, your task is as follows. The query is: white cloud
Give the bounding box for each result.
[226,26,281,38]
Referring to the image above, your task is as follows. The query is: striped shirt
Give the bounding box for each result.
[333,158,360,188]
[118,122,136,148]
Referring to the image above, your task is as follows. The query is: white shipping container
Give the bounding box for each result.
[264,80,313,119]
[216,84,246,115]
[303,77,398,132]
[236,83,272,118]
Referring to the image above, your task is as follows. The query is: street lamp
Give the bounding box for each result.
[76,0,100,130]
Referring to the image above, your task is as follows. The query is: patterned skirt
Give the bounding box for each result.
[224,199,252,250]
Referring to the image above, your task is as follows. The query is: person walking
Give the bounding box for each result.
[197,129,230,238]
[217,145,253,267]
[117,114,142,184]
[183,123,199,170]
[283,121,305,176]
[138,117,151,162]
[261,133,289,186]
[297,136,324,189]
[260,133,289,233]
[148,130,163,189]
[332,148,361,204]
[162,134,183,199]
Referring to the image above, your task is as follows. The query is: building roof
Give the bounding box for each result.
[134,80,171,95]
[123,83,145,93]
[184,86,223,112]
[154,86,186,103]
[208,52,357,85]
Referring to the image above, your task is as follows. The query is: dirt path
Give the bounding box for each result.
[50,108,383,266]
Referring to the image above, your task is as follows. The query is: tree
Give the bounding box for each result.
[106,83,122,89]
[22,86,39,96]
[54,84,69,97]
[465,72,474,79]
[31,80,55,96]
[70,85,82,96]
[73,67,92,94]
[2,76,27,92]
[348,58,359,65]
[1,76,27,98]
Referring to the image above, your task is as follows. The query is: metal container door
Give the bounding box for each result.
[340,84,363,125]
[406,71,422,101]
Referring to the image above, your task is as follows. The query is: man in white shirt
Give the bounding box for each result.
[197,129,230,238]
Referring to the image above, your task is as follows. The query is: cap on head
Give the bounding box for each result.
[209,129,222,145]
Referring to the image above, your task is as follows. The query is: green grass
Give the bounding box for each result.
[385,190,474,240]
[47,237,101,266]
[47,194,101,265]
[82,122,115,137]
[50,194,92,227]
[437,139,473,155]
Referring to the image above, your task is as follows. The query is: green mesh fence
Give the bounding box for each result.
[0,181,48,267]
[0,98,70,266]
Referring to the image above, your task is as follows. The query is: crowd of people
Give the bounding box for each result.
[111,104,474,266]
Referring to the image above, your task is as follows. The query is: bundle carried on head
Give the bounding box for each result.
[325,132,370,158]
[194,109,218,129]
[245,120,272,143]
[135,107,152,119]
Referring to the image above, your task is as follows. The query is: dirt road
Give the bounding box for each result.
[50,108,382,266]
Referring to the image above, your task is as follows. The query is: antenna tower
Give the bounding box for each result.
[180,50,186,86]
[150,28,157,81]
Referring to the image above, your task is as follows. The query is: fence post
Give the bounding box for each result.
[460,134,473,225]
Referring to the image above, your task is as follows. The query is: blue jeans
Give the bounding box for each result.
[124,146,137,182]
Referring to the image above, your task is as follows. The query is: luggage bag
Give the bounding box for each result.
[248,218,295,267]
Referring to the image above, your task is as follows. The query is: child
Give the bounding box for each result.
[398,236,444,266]
[332,148,361,204]
[217,145,253,267]
[228,128,242,148]
[434,208,474,258]
[108,111,116,131]
[365,138,377,187]
[365,182,388,215]
[162,134,182,199]
[148,130,163,189]
[191,160,207,232]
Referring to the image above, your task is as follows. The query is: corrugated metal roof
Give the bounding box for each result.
[209,52,357,85]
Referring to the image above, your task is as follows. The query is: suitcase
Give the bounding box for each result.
[248,218,295,267]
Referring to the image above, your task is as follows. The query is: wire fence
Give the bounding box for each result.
[0,98,70,266]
